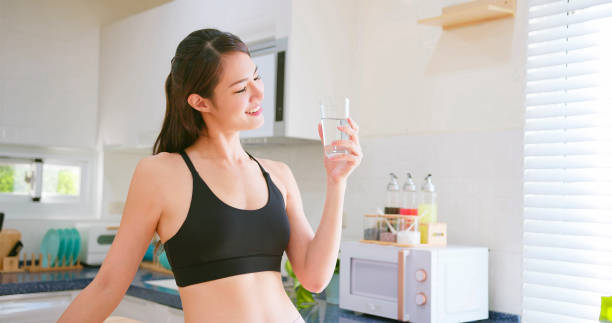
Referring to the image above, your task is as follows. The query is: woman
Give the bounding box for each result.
[58,28,362,323]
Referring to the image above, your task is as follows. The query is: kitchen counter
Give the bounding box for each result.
[0,266,182,309]
[0,267,518,322]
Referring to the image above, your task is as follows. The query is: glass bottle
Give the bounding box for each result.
[384,173,401,214]
[400,172,418,217]
[418,174,437,224]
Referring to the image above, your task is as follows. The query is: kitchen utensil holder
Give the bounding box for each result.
[0,255,24,273]
[139,240,173,275]
[24,252,83,272]
[361,214,447,247]
[0,228,23,272]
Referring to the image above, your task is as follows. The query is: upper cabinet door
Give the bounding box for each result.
[0,0,100,149]
[283,0,358,141]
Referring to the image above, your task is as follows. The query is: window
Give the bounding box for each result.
[0,157,33,196]
[42,162,82,201]
[0,156,83,202]
[0,145,98,219]
[524,0,612,322]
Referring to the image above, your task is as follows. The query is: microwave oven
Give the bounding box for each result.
[339,241,489,323]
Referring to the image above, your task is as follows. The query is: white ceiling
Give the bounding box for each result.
[94,0,174,25]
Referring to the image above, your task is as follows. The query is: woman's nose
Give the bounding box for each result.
[250,80,264,101]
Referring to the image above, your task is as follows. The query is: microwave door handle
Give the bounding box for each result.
[398,249,410,322]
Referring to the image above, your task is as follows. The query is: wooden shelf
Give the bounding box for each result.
[418,0,515,30]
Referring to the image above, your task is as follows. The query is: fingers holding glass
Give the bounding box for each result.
[337,124,359,144]
[328,140,362,158]
[347,117,359,132]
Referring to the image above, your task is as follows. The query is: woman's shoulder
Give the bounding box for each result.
[254,157,293,189]
[138,152,184,176]
[143,151,178,165]
[256,157,290,175]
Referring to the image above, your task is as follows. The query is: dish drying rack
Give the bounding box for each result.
[0,228,83,273]
[0,251,83,273]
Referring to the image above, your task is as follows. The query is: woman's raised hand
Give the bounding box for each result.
[318,117,363,184]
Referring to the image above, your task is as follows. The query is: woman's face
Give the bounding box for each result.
[206,51,264,132]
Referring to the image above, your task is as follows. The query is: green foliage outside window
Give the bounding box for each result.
[0,165,15,193]
[57,169,77,195]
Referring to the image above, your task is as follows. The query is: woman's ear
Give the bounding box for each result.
[187,93,213,112]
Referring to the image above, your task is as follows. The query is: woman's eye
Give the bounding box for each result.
[235,76,261,94]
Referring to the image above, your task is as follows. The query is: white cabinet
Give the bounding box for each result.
[98,0,358,148]
[0,1,100,149]
[283,0,359,141]
[0,291,184,323]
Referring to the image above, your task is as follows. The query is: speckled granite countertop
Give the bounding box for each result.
[0,266,182,308]
[0,266,518,323]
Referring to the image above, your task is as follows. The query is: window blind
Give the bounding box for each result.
[524,0,612,322]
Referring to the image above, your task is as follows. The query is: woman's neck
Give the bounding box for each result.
[188,131,250,165]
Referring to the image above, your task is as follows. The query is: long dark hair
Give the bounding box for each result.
[152,28,250,155]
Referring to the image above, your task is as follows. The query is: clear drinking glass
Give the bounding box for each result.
[320,96,350,157]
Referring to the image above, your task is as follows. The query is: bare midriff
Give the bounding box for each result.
[177,270,300,323]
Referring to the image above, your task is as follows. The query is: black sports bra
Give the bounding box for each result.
[162,150,291,287]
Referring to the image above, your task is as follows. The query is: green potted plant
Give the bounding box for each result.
[325,258,340,304]
[284,259,315,311]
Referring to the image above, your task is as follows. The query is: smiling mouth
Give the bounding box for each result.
[245,106,261,115]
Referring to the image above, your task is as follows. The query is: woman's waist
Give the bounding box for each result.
[179,272,299,322]
[179,270,289,302]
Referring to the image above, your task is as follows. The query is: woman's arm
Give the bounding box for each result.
[285,172,346,293]
[284,118,362,293]
[58,156,163,322]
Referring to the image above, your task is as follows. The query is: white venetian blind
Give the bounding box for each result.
[524,0,612,322]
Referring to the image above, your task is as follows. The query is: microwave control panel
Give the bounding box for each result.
[403,249,432,322]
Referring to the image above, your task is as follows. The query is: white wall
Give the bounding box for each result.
[352,0,525,136]
[0,0,100,148]
[340,0,526,314]
[246,133,523,316]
